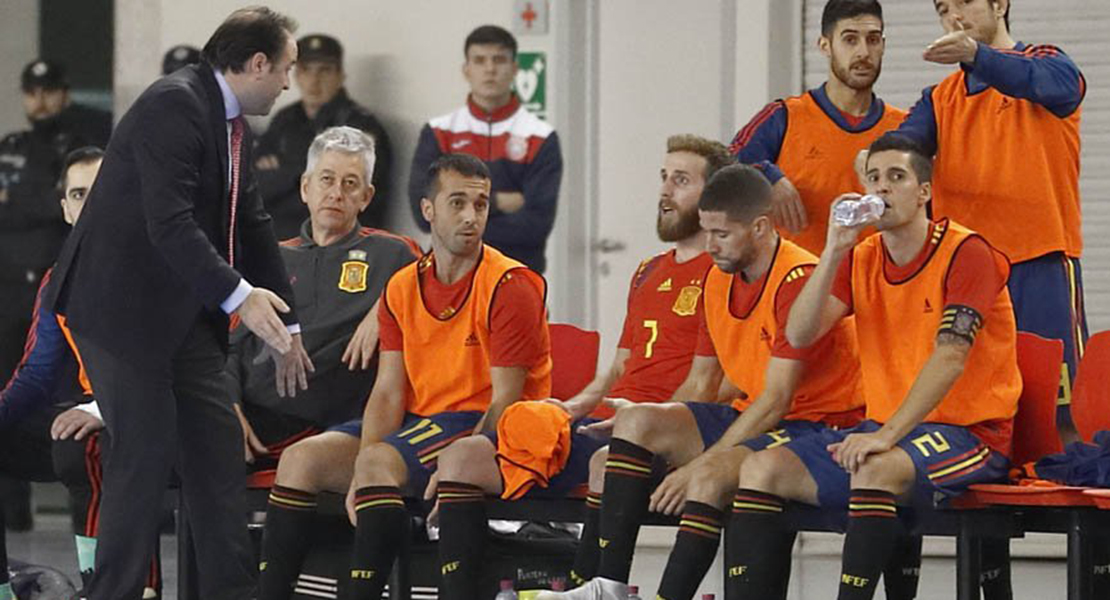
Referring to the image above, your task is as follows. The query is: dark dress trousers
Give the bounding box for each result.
[45,63,297,600]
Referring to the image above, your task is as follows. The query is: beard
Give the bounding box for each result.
[713,242,757,275]
[830,52,881,92]
[657,203,702,242]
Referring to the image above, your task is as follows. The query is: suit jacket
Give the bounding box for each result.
[44,63,296,369]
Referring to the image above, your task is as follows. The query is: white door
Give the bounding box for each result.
[591,0,740,362]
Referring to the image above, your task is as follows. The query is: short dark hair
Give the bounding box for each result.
[464,25,517,59]
[866,133,933,183]
[202,7,298,73]
[58,146,104,194]
[666,135,735,182]
[821,0,884,37]
[698,164,774,223]
[425,154,492,200]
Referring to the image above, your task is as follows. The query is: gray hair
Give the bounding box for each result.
[303,126,377,183]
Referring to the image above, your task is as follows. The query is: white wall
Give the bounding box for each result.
[0,0,39,135]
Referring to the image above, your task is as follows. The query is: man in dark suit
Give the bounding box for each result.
[44,8,312,600]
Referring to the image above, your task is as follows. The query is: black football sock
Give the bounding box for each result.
[656,501,724,600]
[436,482,487,600]
[882,533,922,600]
[570,491,603,587]
[595,438,656,583]
[347,486,407,600]
[724,489,792,599]
[837,489,902,600]
[258,486,318,600]
[980,537,1013,600]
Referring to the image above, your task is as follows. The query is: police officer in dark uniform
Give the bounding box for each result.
[254,34,393,239]
[161,44,202,76]
[0,61,111,530]
[0,60,111,387]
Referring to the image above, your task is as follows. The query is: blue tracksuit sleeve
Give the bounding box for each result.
[482,132,563,247]
[408,124,442,233]
[728,100,788,184]
[896,87,940,157]
[969,43,1086,118]
[0,303,66,430]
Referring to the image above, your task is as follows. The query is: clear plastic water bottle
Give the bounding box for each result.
[495,579,517,600]
[833,194,885,227]
[628,585,643,600]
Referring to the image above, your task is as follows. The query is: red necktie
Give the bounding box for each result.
[228,117,244,267]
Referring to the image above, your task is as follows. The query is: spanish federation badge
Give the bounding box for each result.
[338,261,369,293]
[672,285,702,317]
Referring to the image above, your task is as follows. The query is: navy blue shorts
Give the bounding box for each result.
[784,420,1010,508]
[683,403,739,447]
[329,411,483,494]
[1008,252,1088,406]
[485,418,608,499]
[683,403,830,452]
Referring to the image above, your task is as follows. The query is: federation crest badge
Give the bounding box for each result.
[672,285,702,316]
[338,261,369,293]
[506,135,529,161]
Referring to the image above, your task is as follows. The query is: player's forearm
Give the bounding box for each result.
[672,371,721,403]
[477,366,529,433]
[786,252,841,348]
[567,350,628,411]
[709,390,790,452]
[877,342,968,444]
[359,391,405,448]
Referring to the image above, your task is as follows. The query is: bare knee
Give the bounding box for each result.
[436,436,495,483]
[611,404,683,453]
[276,434,353,492]
[851,450,915,495]
[588,446,608,493]
[353,442,408,488]
[738,448,814,503]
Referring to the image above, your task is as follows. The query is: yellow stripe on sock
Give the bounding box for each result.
[355,498,405,511]
[679,519,722,535]
[732,501,783,513]
[606,460,652,474]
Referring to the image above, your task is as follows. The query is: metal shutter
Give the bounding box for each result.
[802,0,1110,330]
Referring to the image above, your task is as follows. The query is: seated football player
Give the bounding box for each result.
[726,133,1019,600]
[542,164,865,600]
[256,153,551,600]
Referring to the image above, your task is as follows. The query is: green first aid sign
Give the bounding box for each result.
[515,52,547,119]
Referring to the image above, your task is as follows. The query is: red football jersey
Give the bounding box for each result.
[606,251,713,410]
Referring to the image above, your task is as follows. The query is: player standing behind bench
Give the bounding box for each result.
[729,0,905,255]
[897,0,1085,425]
[726,133,1019,600]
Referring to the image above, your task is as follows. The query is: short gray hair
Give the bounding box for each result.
[303,126,376,184]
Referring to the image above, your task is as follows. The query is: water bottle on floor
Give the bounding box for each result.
[628,585,642,600]
[495,579,518,599]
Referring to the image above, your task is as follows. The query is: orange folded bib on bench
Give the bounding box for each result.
[495,401,571,500]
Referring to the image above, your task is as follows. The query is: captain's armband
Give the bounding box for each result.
[937,304,983,345]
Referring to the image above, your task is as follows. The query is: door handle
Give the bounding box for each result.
[593,238,627,253]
